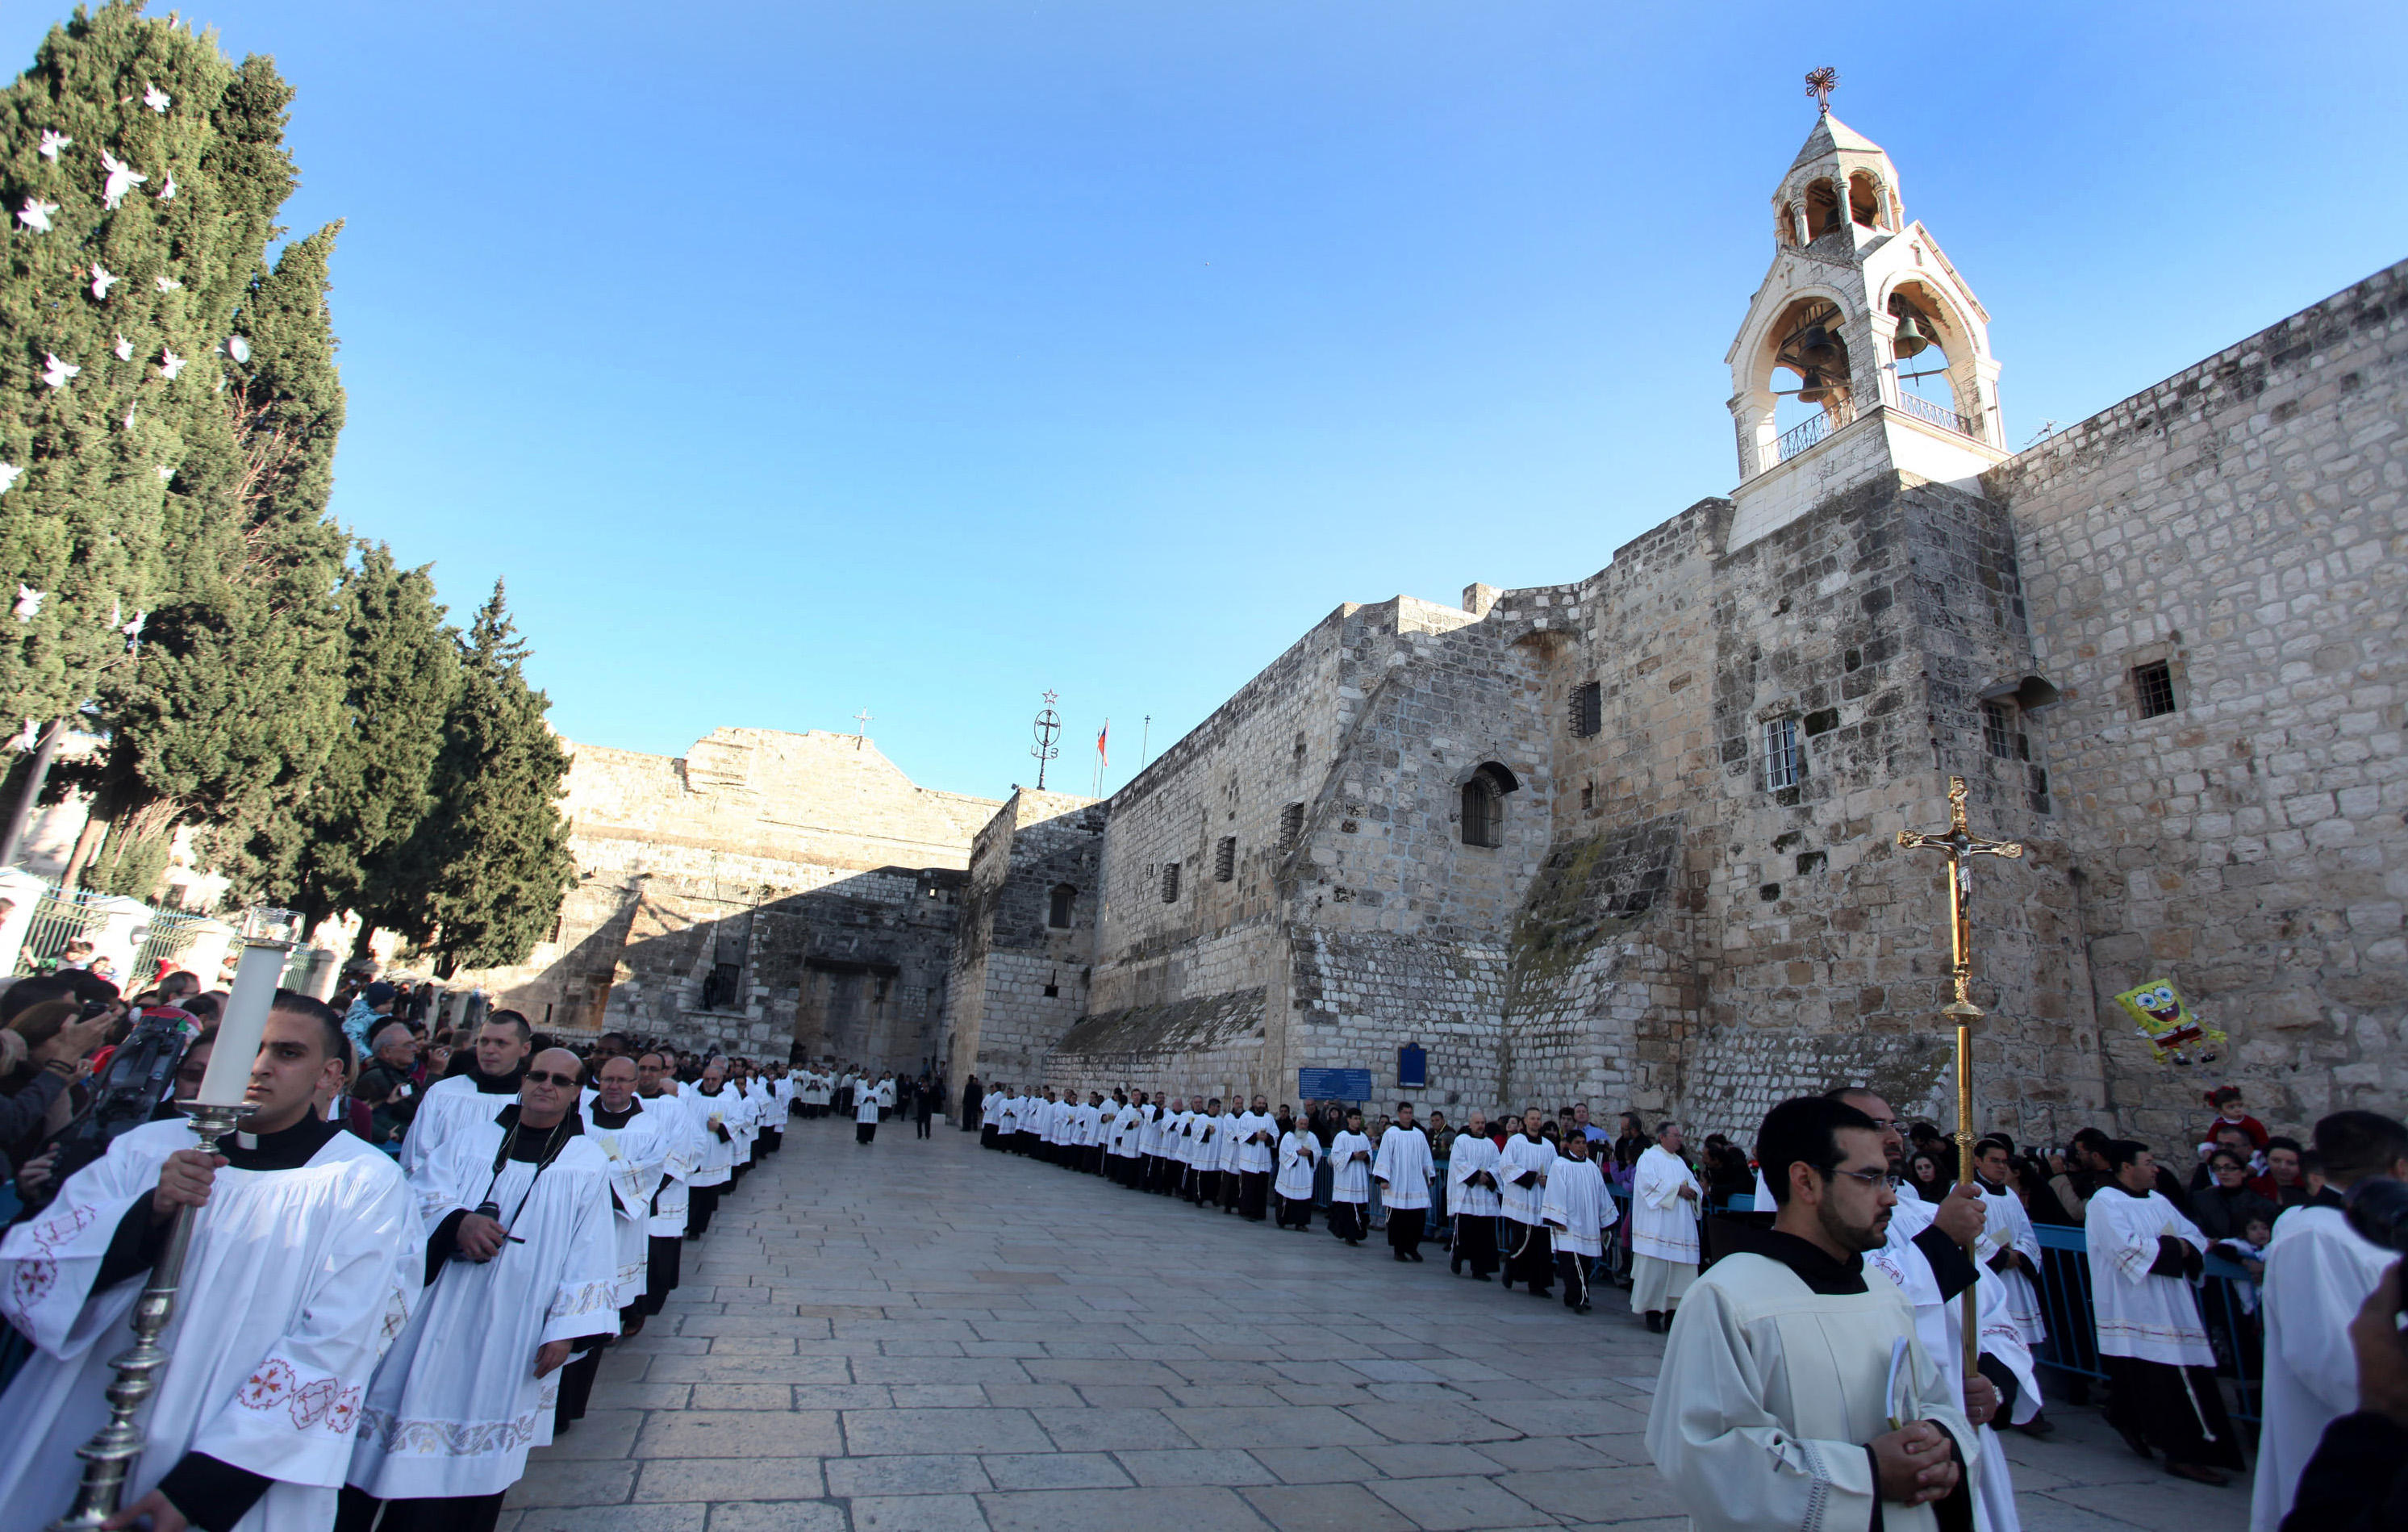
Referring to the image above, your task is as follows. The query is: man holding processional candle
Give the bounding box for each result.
[0,984,424,1532]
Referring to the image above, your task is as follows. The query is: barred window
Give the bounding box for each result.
[1279,802,1305,849]
[1214,837,1236,883]
[1763,717,1803,791]
[1982,700,2013,758]
[1571,681,1602,738]
[1160,862,1180,903]
[1047,883,1076,929]
[2134,660,2177,719]
[1459,762,1518,848]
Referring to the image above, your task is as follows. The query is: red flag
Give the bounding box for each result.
[1096,720,1109,766]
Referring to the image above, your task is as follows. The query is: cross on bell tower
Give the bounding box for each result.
[1720,89,2009,552]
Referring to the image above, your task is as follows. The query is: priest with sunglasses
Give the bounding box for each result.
[341,1049,618,1532]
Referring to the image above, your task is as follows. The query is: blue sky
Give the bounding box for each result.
[12,2,2403,802]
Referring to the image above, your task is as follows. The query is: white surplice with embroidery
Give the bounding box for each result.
[1976,1183,2047,1346]
[347,1118,619,1500]
[397,1074,511,1175]
[1446,1133,1501,1217]
[1275,1130,1319,1200]
[685,1086,737,1187]
[1497,1133,1555,1228]
[638,1089,703,1238]
[1630,1145,1701,1263]
[1539,1155,1619,1258]
[0,1120,422,1532]
[2083,1186,2213,1367]
[1371,1125,1434,1210]
[1329,1130,1375,1204]
[578,1100,671,1305]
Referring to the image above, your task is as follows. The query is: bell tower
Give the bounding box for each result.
[1723,97,2008,550]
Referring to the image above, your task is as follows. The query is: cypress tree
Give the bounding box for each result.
[371,582,573,977]
[73,221,350,895]
[241,542,456,928]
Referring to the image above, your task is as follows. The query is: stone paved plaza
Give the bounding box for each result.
[502,1118,2253,1532]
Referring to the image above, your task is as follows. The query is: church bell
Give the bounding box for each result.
[1891,311,1933,359]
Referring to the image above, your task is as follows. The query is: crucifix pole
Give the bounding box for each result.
[1896,776,2022,1376]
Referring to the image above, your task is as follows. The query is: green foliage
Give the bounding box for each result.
[373,582,574,977]
[0,3,296,723]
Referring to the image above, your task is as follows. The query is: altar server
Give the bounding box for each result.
[579,1055,670,1322]
[853,1074,883,1144]
[632,1052,701,1316]
[1235,1096,1277,1220]
[2251,1109,2408,1530]
[1275,1118,1320,1229]
[1972,1137,2047,1348]
[1329,1109,1375,1246]
[1499,1109,1558,1297]
[1647,1095,1976,1531]
[2085,1139,2244,1484]
[684,1062,739,1235]
[1371,1103,1434,1261]
[1446,1111,1503,1278]
[1541,1129,1619,1312]
[344,1049,618,1532]
[1191,1098,1224,1204]
[1217,1097,1245,1213]
[0,1000,422,1532]
[399,1015,532,1175]
[1631,1121,1703,1331]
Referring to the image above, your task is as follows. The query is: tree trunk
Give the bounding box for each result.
[348,916,380,964]
[61,812,108,891]
[0,719,68,871]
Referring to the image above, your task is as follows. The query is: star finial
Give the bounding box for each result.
[1805,66,1838,115]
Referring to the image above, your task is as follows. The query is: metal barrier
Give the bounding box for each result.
[131,908,211,979]
[14,883,108,975]
[2030,1222,2260,1426]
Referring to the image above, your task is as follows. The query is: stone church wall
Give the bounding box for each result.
[945,788,1107,1092]
[1993,258,2408,1144]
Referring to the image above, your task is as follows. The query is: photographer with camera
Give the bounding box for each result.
[2252,1110,2408,1530]
[0,997,113,1183]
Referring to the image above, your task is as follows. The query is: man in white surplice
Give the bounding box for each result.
[1446,1111,1503,1279]
[1329,1108,1375,1246]
[1541,1129,1618,1313]
[1647,1095,1977,1532]
[345,1048,619,1531]
[632,1051,703,1318]
[2251,1109,2408,1530]
[399,1015,532,1175]
[1499,1108,1558,1297]
[1371,1103,1434,1261]
[578,1056,671,1320]
[1971,1138,2046,1350]
[2084,1138,2245,1486]
[1632,1121,1703,1332]
[0,1000,423,1532]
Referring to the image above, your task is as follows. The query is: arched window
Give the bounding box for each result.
[1847,172,1884,229]
[1459,762,1519,849]
[1777,201,1799,248]
[1048,883,1076,929]
[1803,178,1843,240]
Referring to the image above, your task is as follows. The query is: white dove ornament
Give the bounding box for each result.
[16,198,56,234]
[158,350,186,382]
[156,174,176,202]
[89,265,117,300]
[41,354,79,389]
[155,275,181,293]
[13,586,44,623]
[114,335,134,361]
[121,611,145,648]
[100,152,148,210]
[0,464,21,494]
[37,130,69,161]
[144,85,171,114]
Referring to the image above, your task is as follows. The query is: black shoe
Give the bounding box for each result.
[2117,1426,2154,1461]
[1406,1250,1423,1262]
[1575,1302,1592,1313]
[2014,1413,2055,1438]
[1644,1311,1663,1333]
[1393,1251,1410,1262]
[1472,1273,1492,1282]
[1346,1238,1360,1246]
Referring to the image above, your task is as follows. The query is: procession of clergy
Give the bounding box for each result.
[0,994,2390,1532]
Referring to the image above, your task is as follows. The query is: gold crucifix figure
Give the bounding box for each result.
[1896,775,2022,1371]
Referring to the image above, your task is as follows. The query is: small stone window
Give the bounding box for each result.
[2133,660,2178,719]
[1570,681,1602,738]
[1981,700,2028,760]
[1047,883,1076,929]
[1160,862,1181,903]
[1279,802,1305,850]
[1459,762,1518,849]
[1763,717,1804,791]
[1214,837,1236,883]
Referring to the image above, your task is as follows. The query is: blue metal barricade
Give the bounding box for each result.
[2029,1222,2260,1426]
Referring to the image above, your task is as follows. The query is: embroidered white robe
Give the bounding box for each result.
[1275,1131,1320,1200]
[1447,1133,1502,1217]
[1539,1156,1619,1258]
[1371,1125,1434,1210]
[1329,1130,1375,1204]
[2250,1205,2398,1532]
[397,1075,511,1175]
[1235,1112,1277,1174]
[2084,1187,2213,1367]
[578,1101,671,1306]
[348,1120,619,1501]
[1499,1133,1556,1227]
[0,1121,422,1532]
[1976,1183,2047,1346]
[1631,1145,1702,1264]
[637,1089,703,1238]
[687,1088,739,1187]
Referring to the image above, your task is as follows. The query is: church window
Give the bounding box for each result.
[1279,801,1305,850]
[1047,883,1076,929]
[1777,201,1799,247]
[1459,762,1518,849]
[1847,172,1883,228]
[1160,862,1181,903]
[2133,660,2178,719]
[1981,700,2030,760]
[1580,782,1595,812]
[1571,681,1602,737]
[1763,717,1804,791]
[1214,837,1237,882]
[1804,179,1843,240]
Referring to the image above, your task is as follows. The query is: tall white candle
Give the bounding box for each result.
[191,934,289,1108]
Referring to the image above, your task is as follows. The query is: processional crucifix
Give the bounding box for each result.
[1896,775,2022,1374]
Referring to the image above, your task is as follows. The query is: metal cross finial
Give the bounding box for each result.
[853,708,871,749]
[1805,66,1838,114]
[1030,693,1062,791]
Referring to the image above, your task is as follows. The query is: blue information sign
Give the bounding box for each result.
[1298,1067,1373,1102]
[1397,1044,1428,1090]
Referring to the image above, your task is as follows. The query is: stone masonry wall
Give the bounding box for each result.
[945,789,1106,1092]
[1991,258,2408,1143]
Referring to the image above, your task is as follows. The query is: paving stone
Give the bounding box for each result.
[512,1508,702,1532]
[1365,1474,1546,1531]
[1030,1405,1194,1451]
[1112,1448,1277,1487]
[632,1457,828,1503]
[979,1452,1137,1490]
[852,1493,990,1531]
[633,1410,842,1459]
[703,1504,850,1532]
[1238,1483,1417,1532]
[842,1407,1054,1455]
[978,1486,1275,1532]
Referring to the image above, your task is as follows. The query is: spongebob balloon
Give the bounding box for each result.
[2114,979,2226,1067]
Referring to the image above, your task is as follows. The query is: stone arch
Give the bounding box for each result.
[1459,762,1519,849]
